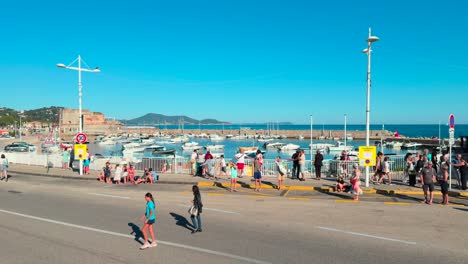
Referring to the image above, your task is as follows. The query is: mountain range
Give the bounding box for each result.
[121,113,228,125]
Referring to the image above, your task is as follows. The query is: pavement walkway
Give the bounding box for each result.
[7,163,468,197]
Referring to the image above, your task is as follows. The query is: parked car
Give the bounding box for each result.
[4,143,29,152]
[4,142,36,152]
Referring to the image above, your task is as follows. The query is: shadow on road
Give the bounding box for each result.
[128,223,144,245]
[454,207,468,212]
[170,212,194,231]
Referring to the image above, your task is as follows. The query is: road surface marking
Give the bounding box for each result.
[87,193,131,199]
[316,226,417,245]
[384,202,410,205]
[207,193,225,196]
[177,204,240,215]
[287,197,310,201]
[335,200,358,203]
[0,208,270,264]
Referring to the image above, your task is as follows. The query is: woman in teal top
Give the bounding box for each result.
[139,192,157,250]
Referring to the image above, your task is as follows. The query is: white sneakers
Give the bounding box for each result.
[140,241,158,250]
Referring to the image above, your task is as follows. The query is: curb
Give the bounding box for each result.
[9,171,197,185]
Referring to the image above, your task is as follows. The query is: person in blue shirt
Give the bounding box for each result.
[149,168,158,183]
[139,192,157,249]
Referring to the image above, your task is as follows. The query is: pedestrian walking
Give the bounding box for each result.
[0,154,9,182]
[190,150,197,176]
[437,164,449,205]
[104,162,112,184]
[372,152,384,183]
[229,162,238,192]
[83,157,91,175]
[453,154,468,190]
[298,149,306,181]
[420,162,436,205]
[219,155,227,178]
[114,164,122,184]
[314,150,324,180]
[350,164,362,201]
[196,150,205,176]
[275,156,286,190]
[139,192,157,249]
[379,157,392,185]
[61,149,70,169]
[254,152,263,191]
[191,185,203,234]
[291,150,300,180]
[234,149,248,178]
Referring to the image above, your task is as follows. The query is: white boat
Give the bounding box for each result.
[123,142,141,150]
[99,140,117,145]
[231,135,247,140]
[402,142,422,149]
[205,144,225,151]
[280,144,300,151]
[170,136,189,143]
[386,141,403,149]
[265,142,286,149]
[123,147,145,154]
[297,135,305,140]
[183,142,199,147]
[319,136,326,140]
[210,135,224,142]
[279,135,288,139]
[327,141,354,152]
[144,145,165,152]
[258,138,274,143]
[182,145,201,151]
[309,143,334,149]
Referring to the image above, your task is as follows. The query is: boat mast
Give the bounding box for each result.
[344,114,347,148]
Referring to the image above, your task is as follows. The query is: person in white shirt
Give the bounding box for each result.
[219,155,227,178]
[234,149,248,178]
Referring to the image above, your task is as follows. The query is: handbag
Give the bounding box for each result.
[188,205,198,216]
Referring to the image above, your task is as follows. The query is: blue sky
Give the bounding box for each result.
[0,0,467,124]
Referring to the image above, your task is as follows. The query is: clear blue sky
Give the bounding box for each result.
[0,0,467,124]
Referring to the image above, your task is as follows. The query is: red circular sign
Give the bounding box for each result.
[449,114,455,129]
[75,133,87,144]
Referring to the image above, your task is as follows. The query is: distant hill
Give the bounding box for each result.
[122,113,228,125]
[0,106,63,126]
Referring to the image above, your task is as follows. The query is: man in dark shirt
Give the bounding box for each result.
[291,150,300,180]
[314,150,324,180]
[420,162,436,205]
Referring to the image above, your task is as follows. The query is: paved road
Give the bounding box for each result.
[0,174,467,264]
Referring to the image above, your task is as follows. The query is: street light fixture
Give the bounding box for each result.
[56,55,100,175]
[362,28,379,187]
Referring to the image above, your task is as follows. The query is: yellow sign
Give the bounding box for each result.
[74,144,88,160]
[359,146,376,167]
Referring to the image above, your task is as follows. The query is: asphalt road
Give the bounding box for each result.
[0,174,467,264]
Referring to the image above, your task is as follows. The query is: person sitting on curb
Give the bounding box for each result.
[134,168,149,185]
[336,176,346,192]
[98,167,105,182]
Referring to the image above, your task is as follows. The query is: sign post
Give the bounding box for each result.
[448,114,455,190]
[359,146,377,187]
[75,133,88,175]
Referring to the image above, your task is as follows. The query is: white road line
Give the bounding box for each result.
[316,226,417,245]
[177,204,240,215]
[0,208,270,264]
[87,193,131,199]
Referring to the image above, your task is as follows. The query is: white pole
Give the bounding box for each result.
[449,143,452,190]
[438,121,441,147]
[381,124,384,152]
[19,115,22,141]
[365,28,373,188]
[310,115,313,174]
[344,114,347,148]
[78,55,83,176]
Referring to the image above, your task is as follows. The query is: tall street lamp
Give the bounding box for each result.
[19,110,24,141]
[57,55,100,175]
[362,28,379,187]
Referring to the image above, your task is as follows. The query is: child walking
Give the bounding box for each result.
[229,162,238,192]
[350,164,363,201]
[139,192,157,249]
[220,155,227,179]
[275,156,286,190]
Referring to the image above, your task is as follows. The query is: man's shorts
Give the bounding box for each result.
[237,163,245,170]
[147,219,155,225]
[254,172,262,180]
[439,181,448,195]
[423,183,434,192]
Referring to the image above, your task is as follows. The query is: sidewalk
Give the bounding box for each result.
[7,164,468,197]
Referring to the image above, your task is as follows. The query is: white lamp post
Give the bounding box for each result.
[310,115,313,173]
[19,110,24,141]
[362,28,379,187]
[57,55,100,175]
